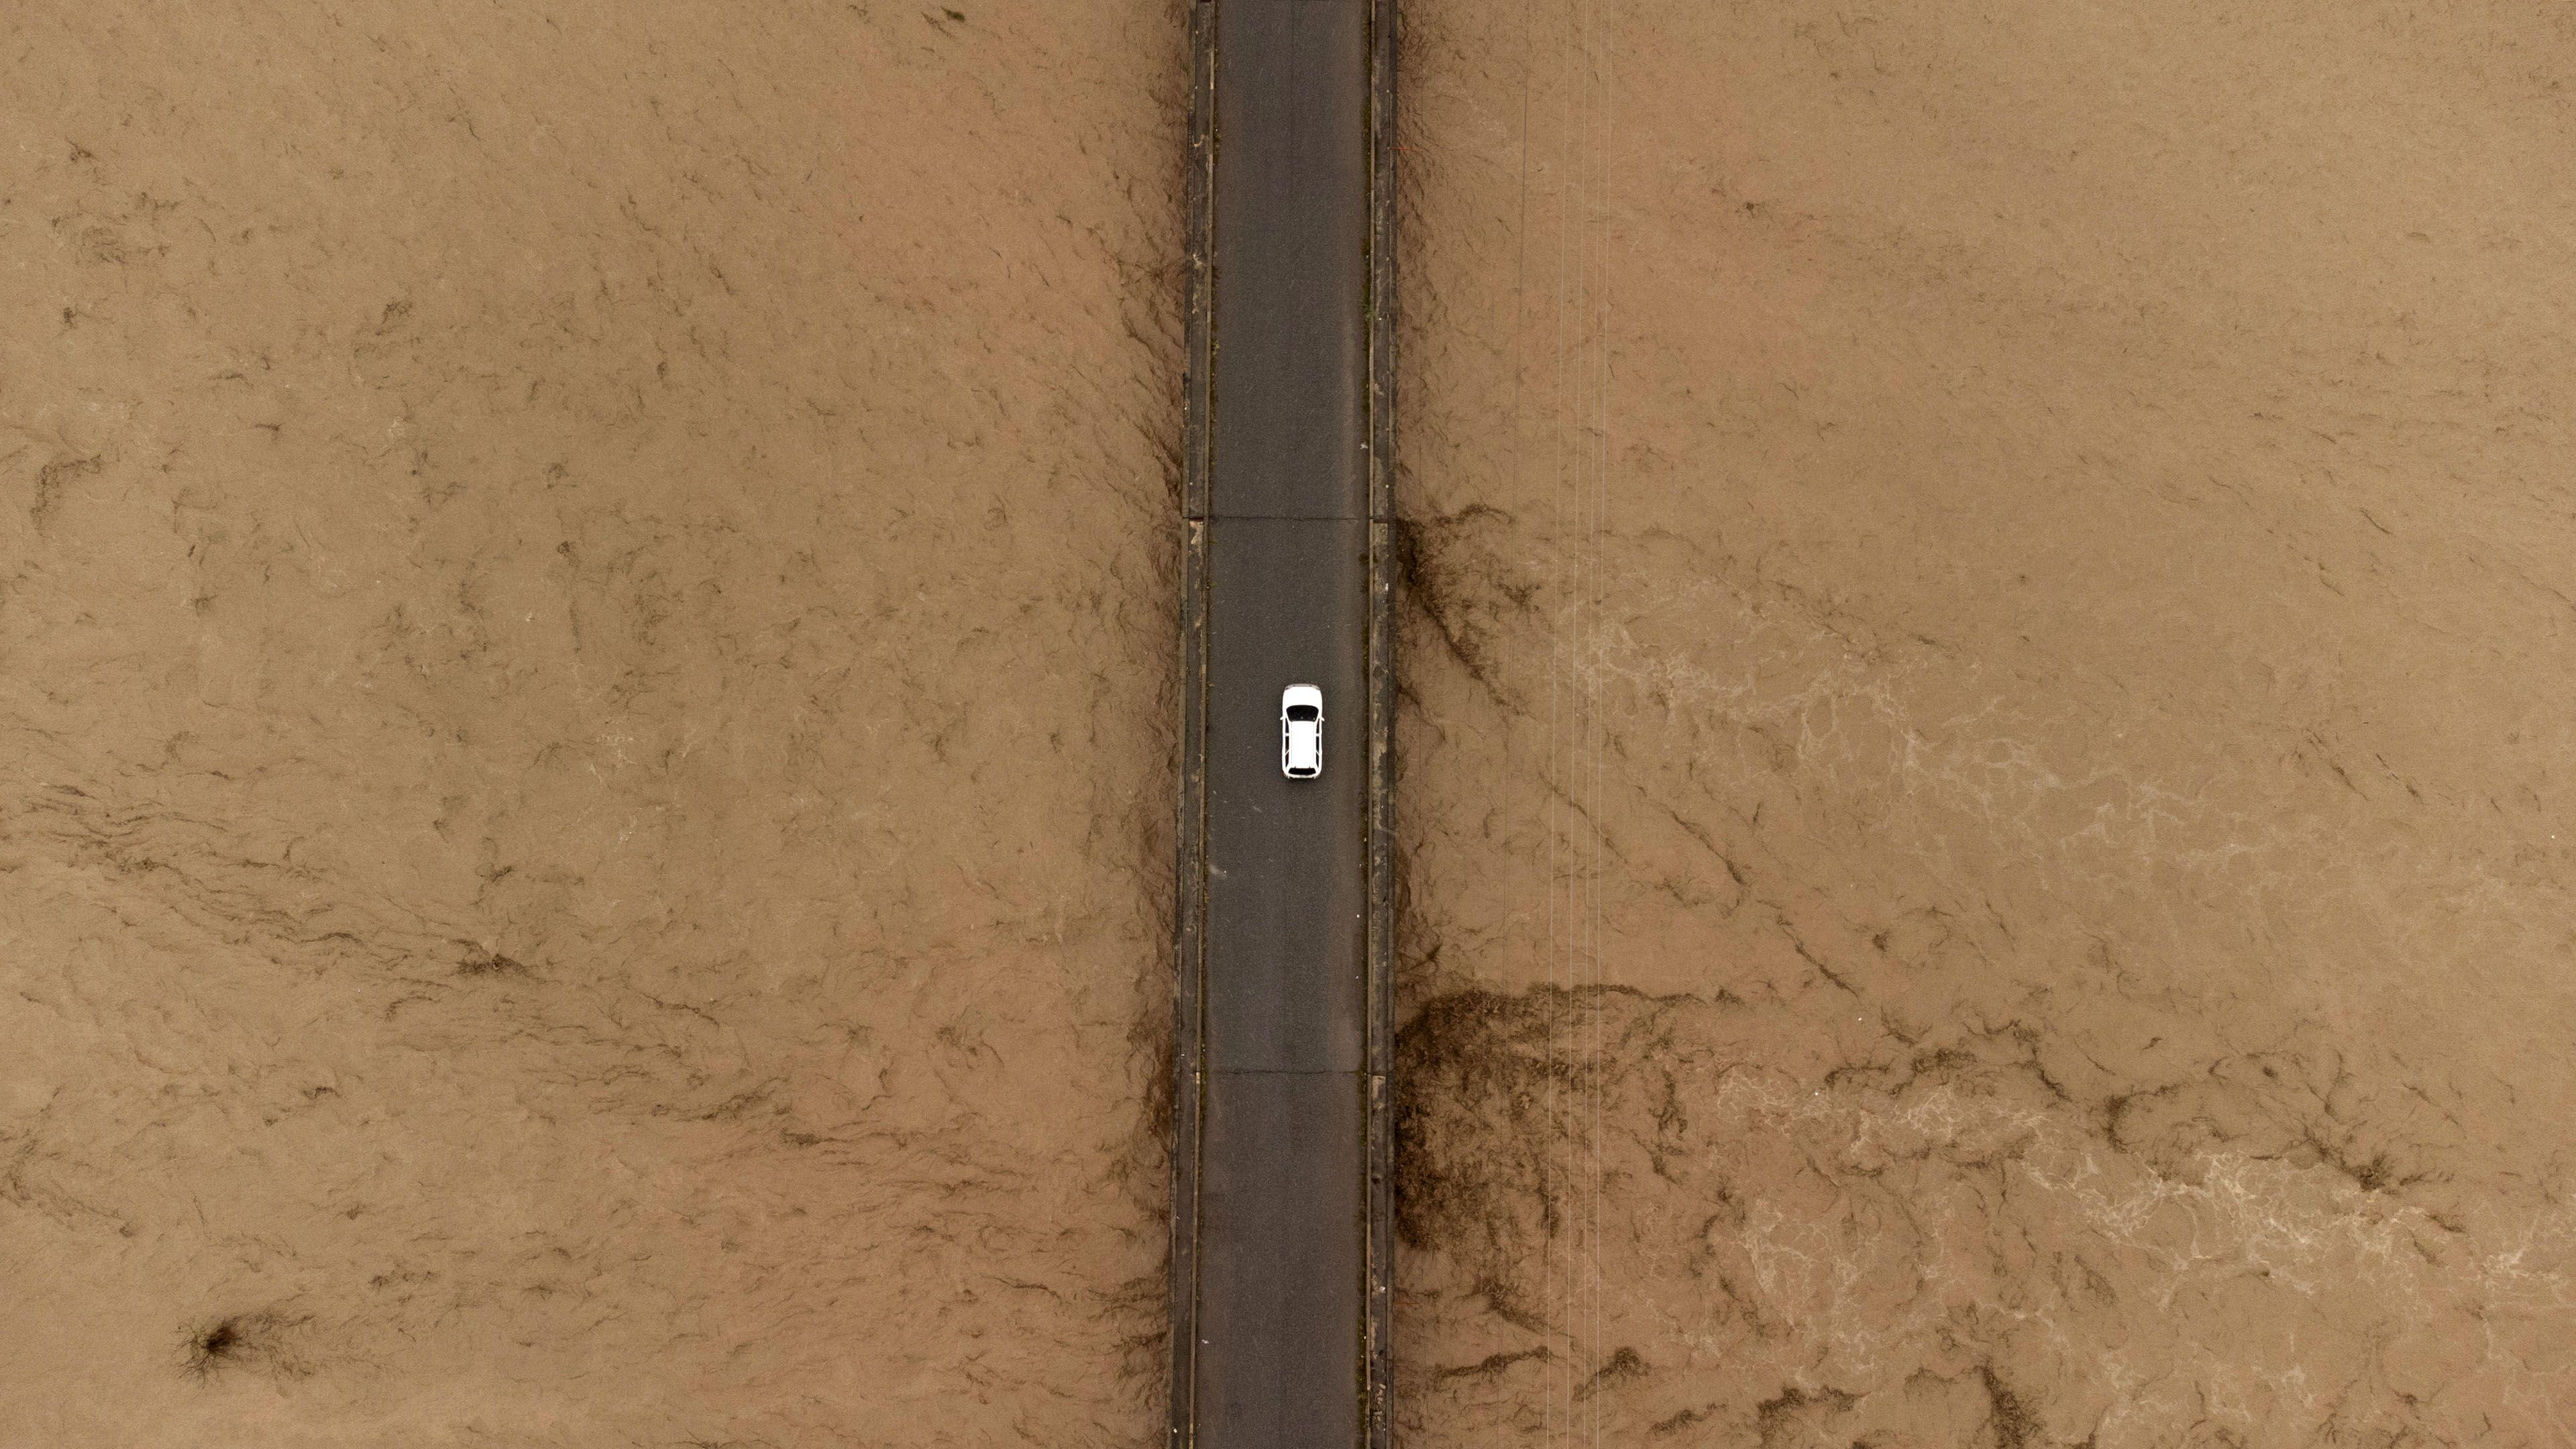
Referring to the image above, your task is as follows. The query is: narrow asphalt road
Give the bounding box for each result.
[1177,0,1373,1444]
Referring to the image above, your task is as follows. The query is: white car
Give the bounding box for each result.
[1281,684,1323,778]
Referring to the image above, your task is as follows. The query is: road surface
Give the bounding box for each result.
[1169,1,1381,1444]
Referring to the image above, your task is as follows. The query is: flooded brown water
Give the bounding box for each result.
[13,1,2576,1445]
[2,2,1180,1442]
[1394,1,2576,1444]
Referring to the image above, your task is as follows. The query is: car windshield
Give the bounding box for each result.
[1287,705,1318,721]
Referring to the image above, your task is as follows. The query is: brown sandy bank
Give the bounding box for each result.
[1395,1,2576,1443]
[2,3,1181,1442]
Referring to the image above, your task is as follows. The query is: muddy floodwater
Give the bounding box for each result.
[1394,1,2576,1444]
[11,1,2576,1445]
[2,2,1180,1443]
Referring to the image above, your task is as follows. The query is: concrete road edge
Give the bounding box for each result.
[1364,0,1399,1446]
[1167,2,1216,1443]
